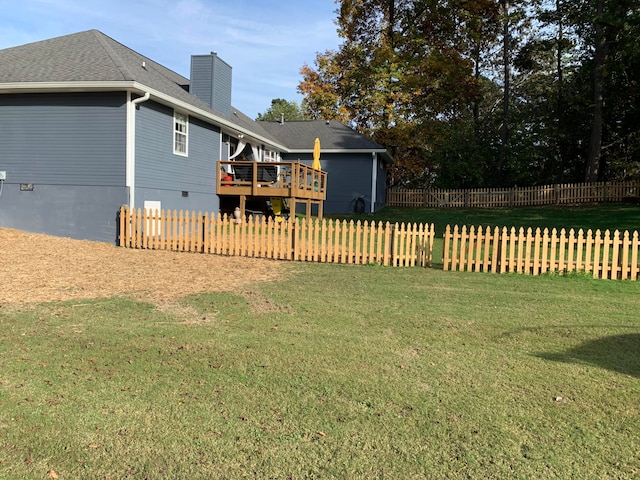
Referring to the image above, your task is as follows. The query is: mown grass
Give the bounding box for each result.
[1,264,639,479]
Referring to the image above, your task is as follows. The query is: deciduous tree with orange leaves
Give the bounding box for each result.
[298,0,501,187]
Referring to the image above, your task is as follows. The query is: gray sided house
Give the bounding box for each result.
[0,30,390,243]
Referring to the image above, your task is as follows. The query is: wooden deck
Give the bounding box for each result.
[217,161,327,218]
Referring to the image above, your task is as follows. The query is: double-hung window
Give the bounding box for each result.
[263,150,280,162]
[174,111,188,156]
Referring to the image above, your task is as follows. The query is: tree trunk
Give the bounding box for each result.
[556,0,567,180]
[500,0,510,178]
[585,0,606,182]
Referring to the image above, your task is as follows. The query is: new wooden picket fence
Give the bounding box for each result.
[118,206,639,280]
[387,180,640,208]
[443,225,640,280]
[118,206,435,267]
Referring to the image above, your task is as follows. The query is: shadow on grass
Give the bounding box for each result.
[538,333,640,378]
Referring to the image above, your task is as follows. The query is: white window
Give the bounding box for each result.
[174,111,188,156]
[263,150,280,162]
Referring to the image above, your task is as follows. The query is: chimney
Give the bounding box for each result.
[189,52,232,116]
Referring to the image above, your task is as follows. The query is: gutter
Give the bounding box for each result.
[132,91,151,105]
[126,91,150,209]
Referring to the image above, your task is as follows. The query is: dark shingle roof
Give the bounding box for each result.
[229,108,287,146]
[258,120,385,151]
[0,30,185,86]
[0,30,390,160]
[0,29,225,113]
[0,29,285,147]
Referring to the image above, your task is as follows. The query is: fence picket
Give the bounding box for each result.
[479,226,490,272]
[621,230,630,280]
[558,228,567,273]
[611,230,621,280]
[507,228,517,273]
[631,232,640,280]
[498,228,507,274]
[516,227,525,273]
[602,230,612,279]
[524,228,533,274]
[592,230,602,279]
[443,225,452,271]
[454,225,463,271]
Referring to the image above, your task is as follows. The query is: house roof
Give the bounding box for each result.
[0,30,194,99]
[259,120,392,162]
[0,30,391,161]
[0,29,285,149]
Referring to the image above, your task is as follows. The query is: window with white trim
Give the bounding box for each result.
[173,111,188,156]
[263,150,280,162]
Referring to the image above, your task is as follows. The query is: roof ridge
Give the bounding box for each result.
[91,30,134,81]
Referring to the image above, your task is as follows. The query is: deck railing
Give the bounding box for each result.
[217,161,327,201]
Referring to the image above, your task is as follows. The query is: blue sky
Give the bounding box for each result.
[0,0,341,118]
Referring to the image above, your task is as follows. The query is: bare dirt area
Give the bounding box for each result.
[0,228,288,307]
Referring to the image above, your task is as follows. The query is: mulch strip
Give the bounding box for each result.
[0,228,287,306]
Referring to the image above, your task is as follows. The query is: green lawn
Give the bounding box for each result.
[2,263,639,478]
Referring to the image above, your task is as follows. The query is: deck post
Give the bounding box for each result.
[239,195,246,220]
[305,199,312,221]
[252,162,258,195]
[290,198,297,221]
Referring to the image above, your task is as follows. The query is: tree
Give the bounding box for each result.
[299,0,502,187]
[578,0,640,181]
[299,0,639,188]
[255,98,309,122]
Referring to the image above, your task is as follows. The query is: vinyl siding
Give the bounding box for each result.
[282,153,373,214]
[135,100,221,212]
[189,54,232,116]
[0,92,127,185]
[190,57,214,107]
[135,188,220,214]
[211,58,232,117]
[375,158,387,210]
[0,184,127,242]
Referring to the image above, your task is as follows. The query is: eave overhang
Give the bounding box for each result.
[287,148,394,164]
[0,80,289,152]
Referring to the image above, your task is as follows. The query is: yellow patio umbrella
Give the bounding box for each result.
[312,137,322,170]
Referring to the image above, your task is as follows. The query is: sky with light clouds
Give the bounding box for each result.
[0,0,341,118]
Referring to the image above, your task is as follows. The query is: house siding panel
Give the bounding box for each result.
[282,153,373,214]
[0,92,127,185]
[211,58,232,116]
[0,92,128,242]
[376,158,387,210]
[190,57,214,106]
[0,184,127,243]
[189,54,232,116]
[135,101,220,213]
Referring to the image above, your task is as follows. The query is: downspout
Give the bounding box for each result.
[370,152,378,213]
[126,91,150,209]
